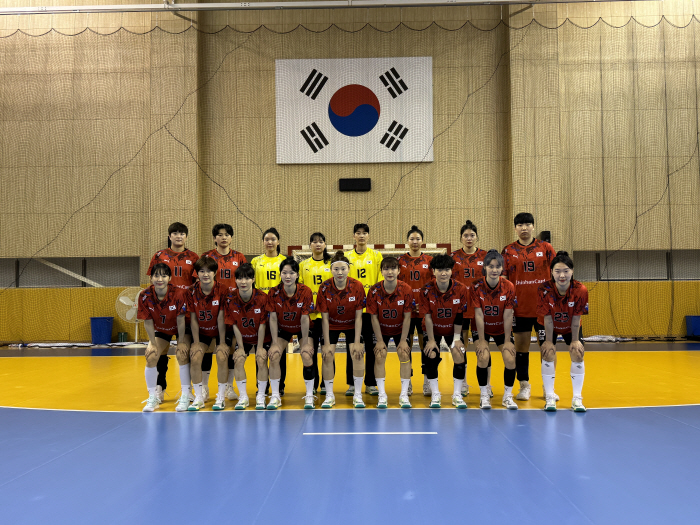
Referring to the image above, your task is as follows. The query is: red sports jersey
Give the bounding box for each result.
[366,280,414,336]
[316,277,366,331]
[137,284,187,336]
[501,239,556,318]
[200,249,247,290]
[397,253,433,319]
[224,288,271,344]
[451,248,488,319]
[419,279,470,337]
[537,279,589,334]
[470,277,517,336]
[187,281,228,336]
[147,248,199,289]
[266,283,315,333]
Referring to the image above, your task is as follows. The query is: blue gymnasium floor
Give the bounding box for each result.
[1,405,699,524]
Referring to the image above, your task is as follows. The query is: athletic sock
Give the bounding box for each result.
[504,385,513,396]
[304,379,314,397]
[400,378,410,396]
[541,361,556,395]
[516,352,530,382]
[179,364,191,393]
[324,379,334,395]
[476,365,488,387]
[429,378,439,394]
[257,380,267,397]
[453,378,463,396]
[377,378,386,396]
[353,376,363,393]
[571,361,585,397]
[480,385,489,396]
[217,382,226,398]
[236,380,247,398]
[270,379,280,396]
[193,382,203,398]
[145,366,157,392]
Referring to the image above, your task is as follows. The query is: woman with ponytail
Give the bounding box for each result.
[536,252,588,412]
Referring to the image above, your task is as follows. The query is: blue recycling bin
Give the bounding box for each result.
[90,317,114,345]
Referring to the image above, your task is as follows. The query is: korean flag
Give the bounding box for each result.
[276,57,433,164]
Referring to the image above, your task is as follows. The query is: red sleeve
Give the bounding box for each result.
[176,289,188,316]
[500,246,511,280]
[355,282,366,311]
[469,286,480,310]
[137,294,150,321]
[460,286,470,315]
[419,289,431,316]
[265,291,276,314]
[574,285,589,316]
[546,243,557,265]
[185,291,195,313]
[300,286,313,316]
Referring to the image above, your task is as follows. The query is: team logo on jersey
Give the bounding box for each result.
[297,302,304,307]
[453,299,460,304]
[254,309,261,313]
[477,261,483,266]
[324,268,330,272]
[367,261,372,264]
[536,252,543,257]
[186,260,192,264]
[500,296,506,301]
[349,297,356,302]
[397,300,405,305]
[422,264,429,269]
[568,302,575,307]
[233,262,239,266]
[213,300,219,306]
[512,254,518,258]
[169,305,176,311]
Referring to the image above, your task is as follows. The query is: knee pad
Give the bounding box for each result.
[201,352,213,372]
[156,354,169,371]
[303,365,315,381]
[453,361,466,380]
[421,353,442,380]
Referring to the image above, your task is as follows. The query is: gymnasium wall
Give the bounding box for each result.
[2,1,700,340]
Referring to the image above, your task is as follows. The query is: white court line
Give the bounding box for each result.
[303,432,437,435]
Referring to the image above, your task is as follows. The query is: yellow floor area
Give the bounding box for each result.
[2,351,699,412]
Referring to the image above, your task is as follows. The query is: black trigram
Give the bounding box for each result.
[379,68,408,99]
[300,123,329,153]
[380,121,408,152]
[300,69,329,100]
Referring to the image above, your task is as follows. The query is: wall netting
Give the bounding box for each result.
[2,2,700,340]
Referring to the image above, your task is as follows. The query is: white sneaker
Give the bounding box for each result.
[452,394,467,409]
[366,386,379,396]
[266,395,282,410]
[142,393,160,412]
[156,385,165,403]
[461,383,469,397]
[225,384,238,401]
[353,393,365,408]
[303,395,316,409]
[515,381,531,401]
[572,397,586,412]
[488,385,494,398]
[203,385,210,402]
[423,376,431,396]
[407,382,413,396]
[235,396,249,410]
[255,394,266,410]
[213,394,225,411]
[345,385,355,396]
[502,395,518,410]
[188,395,205,411]
[429,392,441,408]
[544,394,557,412]
[542,386,559,402]
[377,393,388,408]
[175,391,190,412]
[399,395,411,408]
[321,394,335,409]
[479,393,491,409]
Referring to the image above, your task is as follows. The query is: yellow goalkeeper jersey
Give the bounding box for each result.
[299,256,332,320]
[250,253,286,294]
[345,247,384,313]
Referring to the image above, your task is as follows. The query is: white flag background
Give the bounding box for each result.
[276,57,433,164]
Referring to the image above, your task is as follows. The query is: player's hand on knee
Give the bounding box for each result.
[570,340,584,360]
[373,341,387,357]
[396,340,410,356]
[300,342,313,358]
[423,340,438,357]
[452,339,465,354]
[215,343,229,356]
[541,341,556,360]
[350,343,364,360]
[502,341,516,359]
[475,339,489,358]
[321,344,333,359]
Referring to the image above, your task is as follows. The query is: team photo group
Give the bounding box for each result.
[139,212,588,414]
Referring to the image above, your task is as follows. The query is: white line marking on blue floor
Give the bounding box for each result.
[303,432,438,435]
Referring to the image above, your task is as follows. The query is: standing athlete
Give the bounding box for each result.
[345,224,383,396]
[451,220,489,397]
[501,213,556,401]
[537,252,588,412]
[397,225,432,398]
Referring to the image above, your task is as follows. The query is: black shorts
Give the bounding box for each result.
[513,316,544,334]
[328,329,363,346]
[374,333,411,347]
[422,332,463,348]
[154,326,192,342]
[196,333,221,348]
[461,318,472,333]
[408,317,423,336]
[472,332,514,346]
[537,326,584,346]
[278,328,311,342]
[237,341,272,356]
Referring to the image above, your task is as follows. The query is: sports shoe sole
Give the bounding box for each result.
[377,402,388,409]
[187,405,203,412]
[345,389,354,397]
[234,400,249,410]
[572,406,586,413]
[502,402,518,410]
[212,404,225,411]
[544,405,557,412]
[452,402,467,409]
[266,402,281,410]
[321,399,335,409]
[399,401,411,408]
